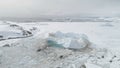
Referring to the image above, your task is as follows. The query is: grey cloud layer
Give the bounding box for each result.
[0,0,120,17]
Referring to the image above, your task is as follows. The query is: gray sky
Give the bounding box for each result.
[0,0,120,18]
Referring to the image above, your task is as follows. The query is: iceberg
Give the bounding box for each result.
[47,31,91,49]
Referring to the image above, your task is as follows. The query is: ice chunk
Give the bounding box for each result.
[85,63,102,68]
[47,31,90,49]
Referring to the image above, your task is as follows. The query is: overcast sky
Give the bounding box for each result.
[0,0,120,18]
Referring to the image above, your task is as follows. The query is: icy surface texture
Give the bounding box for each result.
[47,31,91,50]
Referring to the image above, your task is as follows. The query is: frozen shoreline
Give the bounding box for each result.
[0,21,120,68]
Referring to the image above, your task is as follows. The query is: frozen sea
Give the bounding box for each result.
[0,20,120,68]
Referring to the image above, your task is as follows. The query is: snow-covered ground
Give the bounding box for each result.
[0,21,120,68]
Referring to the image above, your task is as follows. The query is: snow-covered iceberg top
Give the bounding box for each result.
[46,31,91,50]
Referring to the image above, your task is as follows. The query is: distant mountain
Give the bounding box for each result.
[0,16,117,22]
